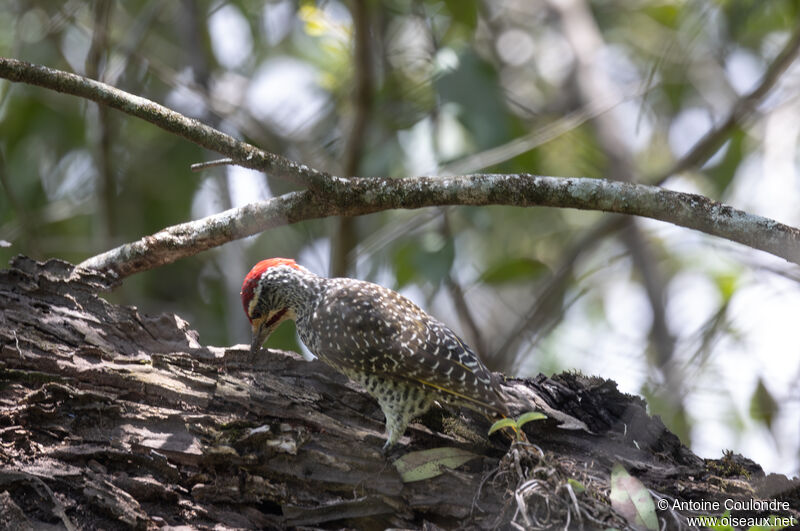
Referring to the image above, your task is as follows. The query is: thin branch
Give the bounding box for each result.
[548,0,634,181]
[653,24,800,184]
[550,0,680,383]
[491,216,628,366]
[0,58,332,190]
[493,19,800,364]
[442,213,486,360]
[440,95,632,176]
[443,14,800,186]
[78,174,800,278]
[4,56,800,282]
[331,0,374,277]
[622,224,675,367]
[190,158,235,172]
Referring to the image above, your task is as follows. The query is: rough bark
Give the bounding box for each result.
[0,256,798,530]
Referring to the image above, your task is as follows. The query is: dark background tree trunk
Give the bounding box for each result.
[1,256,797,529]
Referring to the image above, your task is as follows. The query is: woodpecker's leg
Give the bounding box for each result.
[376,381,411,452]
[380,409,405,453]
[374,381,435,452]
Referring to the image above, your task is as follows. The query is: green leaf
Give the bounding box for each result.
[442,0,478,30]
[392,447,478,483]
[705,128,745,195]
[567,478,586,494]
[436,51,512,150]
[749,378,778,430]
[391,241,417,288]
[480,258,548,285]
[488,417,517,436]
[516,411,547,429]
[391,236,454,288]
[713,273,738,303]
[418,236,455,285]
[609,463,659,531]
[643,4,680,28]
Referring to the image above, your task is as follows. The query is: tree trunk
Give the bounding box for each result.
[0,256,797,530]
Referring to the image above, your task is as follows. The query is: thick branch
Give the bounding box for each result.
[0,58,331,189]
[79,174,800,277]
[0,257,800,529]
[3,257,798,529]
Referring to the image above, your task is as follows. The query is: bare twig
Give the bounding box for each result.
[440,95,634,177]
[77,174,800,278]
[190,158,235,172]
[0,58,332,189]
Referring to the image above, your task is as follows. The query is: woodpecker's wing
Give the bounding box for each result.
[312,280,508,415]
[406,316,509,414]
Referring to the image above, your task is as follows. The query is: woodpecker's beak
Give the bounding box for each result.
[250,320,271,354]
[249,308,289,354]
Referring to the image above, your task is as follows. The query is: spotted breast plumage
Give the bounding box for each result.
[241,257,508,450]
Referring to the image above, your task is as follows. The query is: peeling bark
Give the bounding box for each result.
[1,257,798,529]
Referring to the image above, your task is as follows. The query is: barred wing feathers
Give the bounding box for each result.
[310,280,508,415]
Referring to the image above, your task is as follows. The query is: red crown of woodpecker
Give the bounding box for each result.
[240,258,300,320]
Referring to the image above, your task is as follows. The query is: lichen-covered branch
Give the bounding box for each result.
[79,174,800,278]
[0,58,331,189]
[3,58,799,279]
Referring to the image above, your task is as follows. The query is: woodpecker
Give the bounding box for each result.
[241,258,508,450]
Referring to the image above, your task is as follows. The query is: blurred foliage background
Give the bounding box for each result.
[1,0,799,475]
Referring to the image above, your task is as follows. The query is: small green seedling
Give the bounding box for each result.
[488,411,547,441]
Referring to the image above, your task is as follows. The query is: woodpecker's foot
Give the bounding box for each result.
[381,442,407,460]
[381,432,407,457]
[381,441,392,456]
[381,437,397,455]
